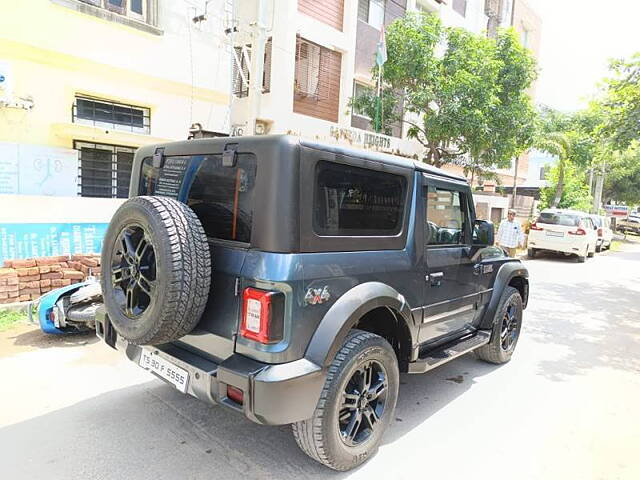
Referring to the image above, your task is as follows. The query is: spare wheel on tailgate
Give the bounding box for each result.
[100,196,212,345]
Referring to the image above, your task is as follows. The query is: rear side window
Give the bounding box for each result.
[537,212,580,227]
[313,161,406,236]
[139,154,257,243]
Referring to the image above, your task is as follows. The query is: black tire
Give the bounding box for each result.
[292,330,399,471]
[588,248,595,258]
[475,286,523,364]
[595,244,602,253]
[101,196,211,345]
[527,248,536,259]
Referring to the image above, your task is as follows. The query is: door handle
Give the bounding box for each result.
[428,271,444,287]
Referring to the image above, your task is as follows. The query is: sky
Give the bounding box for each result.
[526,0,640,112]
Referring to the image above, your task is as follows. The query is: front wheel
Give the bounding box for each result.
[292,330,399,471]
[475,286,523,364]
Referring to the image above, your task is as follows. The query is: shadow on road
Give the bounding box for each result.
[8,327,99,350]
[2,352,501,479]
[525,279,640,381]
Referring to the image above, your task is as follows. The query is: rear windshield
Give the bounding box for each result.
[139,154,257,243]
[313,161,407,236]
[537,212,581,227]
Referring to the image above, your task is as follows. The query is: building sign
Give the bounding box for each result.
[0,143,78,196]
[0,223,108,264]
[604,205,629,218]
[329,127,392,150]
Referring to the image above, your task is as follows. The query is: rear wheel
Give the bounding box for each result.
[577,245,587,263]
[292,330,399,471]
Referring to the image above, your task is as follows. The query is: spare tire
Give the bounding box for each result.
[100,196,211,345]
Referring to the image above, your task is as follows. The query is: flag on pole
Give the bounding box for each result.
[375,27,387,67]
[374,27,387,133]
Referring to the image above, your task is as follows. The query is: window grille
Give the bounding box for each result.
[74,141,135,198]
[73,96,150,134]
[232,38,272,98]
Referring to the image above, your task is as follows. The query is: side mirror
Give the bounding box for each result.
[473,220,494,246]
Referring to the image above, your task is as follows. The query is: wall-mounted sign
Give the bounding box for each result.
[329,126,392,150]
[0,143,78,196]
[0,223,109,264]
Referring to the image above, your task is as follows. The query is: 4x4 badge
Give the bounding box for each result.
[305,286,330,305]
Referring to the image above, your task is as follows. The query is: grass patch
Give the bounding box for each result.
[609,240,623,252]
[0,309,28,332]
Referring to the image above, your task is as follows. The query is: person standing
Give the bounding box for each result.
[496,209,524,257]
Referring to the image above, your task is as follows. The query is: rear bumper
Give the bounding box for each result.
[528,236,586,255]
[96,313,325,426]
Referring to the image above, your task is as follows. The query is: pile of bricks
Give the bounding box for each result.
[0,254,101,304]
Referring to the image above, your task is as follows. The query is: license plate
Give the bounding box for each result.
[139,349,189,393]
[546,230,564,237]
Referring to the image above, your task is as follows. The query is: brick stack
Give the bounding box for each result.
[0,254,101,304]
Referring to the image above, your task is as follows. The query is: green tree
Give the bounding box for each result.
[353,13,537,173]
[536,131,571,208]
[600,54,640,149]
[603,142,640,204]
[540,162,592,211]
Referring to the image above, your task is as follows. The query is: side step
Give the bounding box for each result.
[408,330,491,374]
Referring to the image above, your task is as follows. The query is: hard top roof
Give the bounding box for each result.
[135,135,467,182]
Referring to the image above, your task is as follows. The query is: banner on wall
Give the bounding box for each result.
[0,223,109,264]
[0,143,78,196]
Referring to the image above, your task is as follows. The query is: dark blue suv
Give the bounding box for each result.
[97,135,529,471]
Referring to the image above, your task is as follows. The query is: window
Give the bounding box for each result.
[358,0,385,30]
[139,154,257,243]
[520,27,530,48]
[536,212,580,227]
[293,37,342,121]
[232,38,272,98]
[452,0,467,17]
[73,96,150,134]
[426,188,467,245]
[295,40,322,99]
[539,166,547,180]
[76,0,153,24]
[74,141,134,198]
[186,155,257,243]
[352,82,372,118]
[313,161,406,236]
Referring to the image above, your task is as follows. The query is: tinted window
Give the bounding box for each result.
[537,212,580,227]
[426,188,467,245]
[313,161,406,236]
[139,154,257,243]
[187,154,257,243]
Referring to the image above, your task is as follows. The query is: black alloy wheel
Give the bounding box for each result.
[111,225,157,318]
[500,304,519,352]
[338,360,388,447]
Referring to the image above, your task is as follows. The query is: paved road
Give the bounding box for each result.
[2,242,639,480]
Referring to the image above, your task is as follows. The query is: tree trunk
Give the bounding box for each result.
[551,160,565,207]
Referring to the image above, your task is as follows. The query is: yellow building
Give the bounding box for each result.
[0,0,230,198]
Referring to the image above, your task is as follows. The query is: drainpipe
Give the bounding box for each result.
[247,0,268,135]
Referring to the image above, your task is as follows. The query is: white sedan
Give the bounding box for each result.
[527,209,598,263]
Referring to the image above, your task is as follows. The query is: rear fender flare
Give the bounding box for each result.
[304,282,415,368]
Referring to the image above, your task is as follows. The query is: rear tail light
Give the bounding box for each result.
[530,222,544,231]
[568,228,586,236]
[597,228,603,236]
[240,287,284,344]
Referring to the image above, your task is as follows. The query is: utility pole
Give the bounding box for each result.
[246,0,268,135]
[592,159,606,214]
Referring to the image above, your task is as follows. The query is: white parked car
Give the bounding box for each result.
[588,214,614,252]
[527,209,598,262]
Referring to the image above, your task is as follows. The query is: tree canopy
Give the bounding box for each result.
[354,12,537,173]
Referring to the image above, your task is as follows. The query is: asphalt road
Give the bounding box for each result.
[1,241,639,480]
